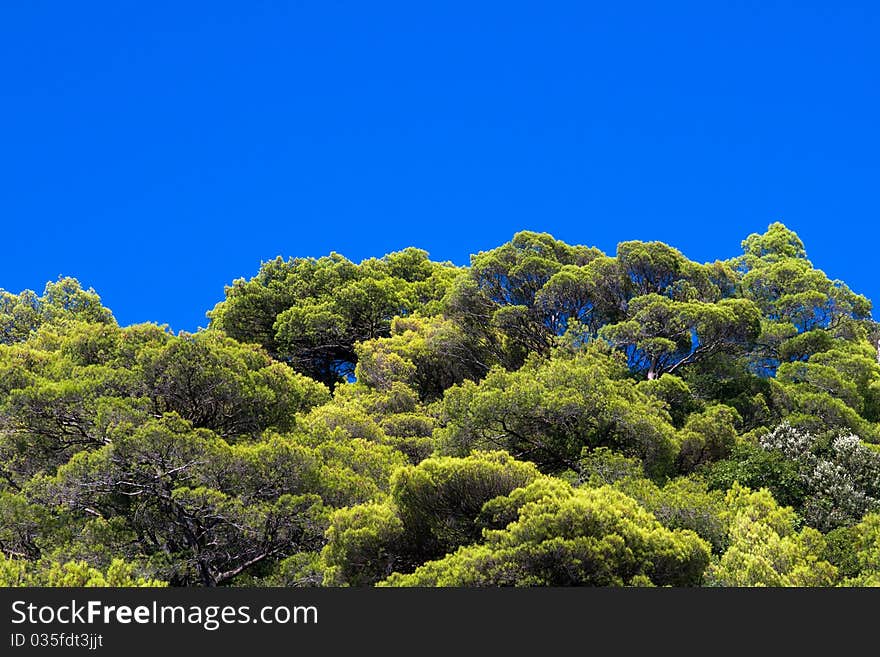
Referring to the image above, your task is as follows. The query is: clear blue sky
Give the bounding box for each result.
[2,1,878,332]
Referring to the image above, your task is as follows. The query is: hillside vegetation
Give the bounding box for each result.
[2,223,879,587]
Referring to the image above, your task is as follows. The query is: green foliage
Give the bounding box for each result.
[636,374,702,428]
[0,322,330,488]
[446,232,611,368]
[435,347,680,478]
[209,249,460,387]
[140,331,330,438]
[321,452,540,585]
[0,491,48,559]
[677,405,741,472]
[741,258,869,333]
[390,451,540,556]
[843,513,880,585]
[355,315,493,401]
[600,294,761,380]
[536,261,625,335]
[1,278,114,345]
[0,554,166,587]
[470,231,603,308]
[20,412,405,586]
[706,484,837,586]
[577,448,645,487]
[703,440,807,510]
[614,475,730,554]
[740,222,808,264]
[3,223,880,587]
[778,329,835,362]
[381,483,711,586]
[321,503,406,586]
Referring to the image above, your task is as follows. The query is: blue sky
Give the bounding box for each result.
[2,1,878,331]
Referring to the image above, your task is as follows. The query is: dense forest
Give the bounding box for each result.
[1,222,879,587]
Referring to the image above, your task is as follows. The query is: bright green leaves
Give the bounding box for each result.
[636,374,702,428]
[35,414,402,586]
[354,315,494,402]
[0,554,166,587]
[39,278,115,326]
[0,323,331,490]
[778,328,835,362]
[321,451,540,585]
[350,465,707,587]
[535,260,626,336]
[1,278,114,345]
[382,482,711,587]
[616,240,689,297]
[0,491,47,560]
[435,347,680,478]
[206,256,303,353]
[703,441,807,511]
[736,224,871,387]
[845,514,880,585]
[0,289,41,345]
[822,513,880,586]
[741,257,870,332]
[0,371,133,485]
[273,275,409,385]
[470,231,603,308]
[613,476,729,554]
[140,331,330,439]
[677,405,742,471]
[210,249,460,388]
[740,222,808,264]
[456,233,737,372]
[705,485,837,586]
[390,452,540,557]
[458,232,607,367]
[321,503,406,586]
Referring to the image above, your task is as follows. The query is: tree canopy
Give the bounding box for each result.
[2,223,879,587]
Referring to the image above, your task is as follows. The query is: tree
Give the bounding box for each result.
[321,503,406,587]
[321,452,540,585]
[0,290,41,344]
[210,250,459,387]
[740,222,808,265]
[703,441,807,511]
[37,414,404,586]
[706,484,837,586]
[381,482,711,586]
[616,475,730,554]
[676,405,741,471]
[0,278,115,345]
[837,514,880,586]
[435,346,680,478]
[444,232,606,367]
[756,424,880,531]
[635,374,702,428]
[354,315,494,401]
[616,240,688,297]
[470,231,602,307]
[0,554,166,587]
[389,451,540,559]
[4,224,880,589]
[742,258,870,333]
[600,294,761,380]
[0,321,330,487]
[140,331,330,438]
